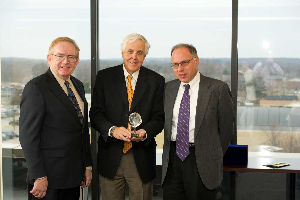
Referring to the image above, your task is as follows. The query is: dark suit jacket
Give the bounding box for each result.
[162,73,234,190]
[19,69,93,189]
[89,64,165,183]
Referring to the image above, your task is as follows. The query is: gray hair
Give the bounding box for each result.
[121,33,150,56]
[171,43,198,58]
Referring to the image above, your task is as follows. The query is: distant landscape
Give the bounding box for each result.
[2,57,300,153]
[1,57,300,91]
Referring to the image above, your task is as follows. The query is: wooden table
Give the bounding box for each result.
[223,157,300,200]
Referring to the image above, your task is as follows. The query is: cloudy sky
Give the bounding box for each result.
[0,0,299,59]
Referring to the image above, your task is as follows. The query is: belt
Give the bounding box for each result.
[170,141,195,148]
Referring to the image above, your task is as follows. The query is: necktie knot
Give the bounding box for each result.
[184,84,190,91]
[127,75,133,82]
[64,81,70,88]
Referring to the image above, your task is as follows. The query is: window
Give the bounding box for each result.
[99,0,232,149]
[0,0,91,199]
[98,1,231,198]
[237,0,300,155]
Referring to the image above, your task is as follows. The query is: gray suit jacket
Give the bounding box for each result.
[161,73,234,190]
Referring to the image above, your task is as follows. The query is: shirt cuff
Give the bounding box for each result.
[142,130,147,141]
[36,176,47,181]
[86,166,92,171]
[108,126,116,137]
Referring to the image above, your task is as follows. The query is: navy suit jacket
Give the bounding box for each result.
[19,69,93,189]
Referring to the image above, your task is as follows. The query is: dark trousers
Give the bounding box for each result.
[163,142,218,200]
[28,183,80,200]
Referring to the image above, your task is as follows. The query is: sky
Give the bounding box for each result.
[0,0,299,59]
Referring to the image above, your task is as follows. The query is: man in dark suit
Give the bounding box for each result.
[19,37,93,200]
[90,33,165,200]
[162,43,234,200]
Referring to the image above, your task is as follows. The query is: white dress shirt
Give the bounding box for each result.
[123,65,139,92]
[171,72,200,143]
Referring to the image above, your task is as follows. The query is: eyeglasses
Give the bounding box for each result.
[171,58,194,68]
[51,54,77,62]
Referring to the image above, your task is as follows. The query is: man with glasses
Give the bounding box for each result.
[90,33,165,200]
[161,43,234,200]
[19,37,93,200]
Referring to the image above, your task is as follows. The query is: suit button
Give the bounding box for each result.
[126,114,128,117]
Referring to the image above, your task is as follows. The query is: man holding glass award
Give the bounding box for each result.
[90,33,165,200]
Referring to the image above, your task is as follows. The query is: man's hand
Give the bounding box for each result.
[81,169,92,188]
[131,129,146,142]
[111,127,131,142]
[30,177,48,199]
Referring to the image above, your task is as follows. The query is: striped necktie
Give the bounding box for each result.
[176,84,190,161]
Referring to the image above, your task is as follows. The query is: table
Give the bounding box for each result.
[223,157,300,200]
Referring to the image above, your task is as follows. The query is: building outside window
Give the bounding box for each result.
[237,0,300,156]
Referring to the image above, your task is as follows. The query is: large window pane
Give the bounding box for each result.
[99,0,232,149]
[99,1,232,199]
[238,1,300,154]
[0,1,90,199]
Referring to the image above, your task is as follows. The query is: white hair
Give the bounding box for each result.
[121,33,150,55]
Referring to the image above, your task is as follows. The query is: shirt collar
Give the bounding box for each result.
[180,72,200,91]
[123,64,140,81]
[50,68,71,85]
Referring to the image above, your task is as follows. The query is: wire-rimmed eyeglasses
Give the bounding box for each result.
[171,58,194,68]
[51,54,77,63]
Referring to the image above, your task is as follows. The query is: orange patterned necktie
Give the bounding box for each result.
[123,75,133,154]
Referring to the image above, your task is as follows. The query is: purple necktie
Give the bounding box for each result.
[176,84,190,161]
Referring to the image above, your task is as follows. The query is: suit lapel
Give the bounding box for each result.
[46,69,81,124]
[130,67,148,112]
[194,74,211,139]
[113,65,129,109]
[166,80,181,142]
[71,76,87,104]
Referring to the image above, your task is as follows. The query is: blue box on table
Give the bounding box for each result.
[223,144,248,165]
